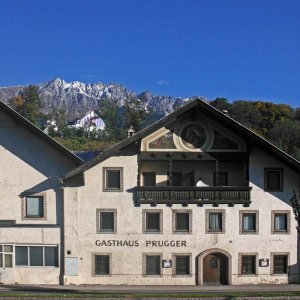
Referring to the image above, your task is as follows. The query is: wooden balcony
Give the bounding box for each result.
[135,186,252,206]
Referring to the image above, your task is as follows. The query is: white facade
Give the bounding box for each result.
[62,101,300,286]
[0,99,299,285]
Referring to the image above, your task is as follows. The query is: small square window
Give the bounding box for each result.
[97,209,116,233]
[206,210,225,233]
[26,196,44,218]
[241,255,257,275]
[272,211,290,234]
[103,168,123,192]
[173,211,191,233]
[173,254,192,276]
[93,254,111,276]
[272,253,289,275]
[264,168,283,192]
[0,245,13,268]
[143,210,162,233]
[144,254,161,276]
[143,172,156,186]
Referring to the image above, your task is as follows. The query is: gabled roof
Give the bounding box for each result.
[0,101,83,164]
[62,99,300,181]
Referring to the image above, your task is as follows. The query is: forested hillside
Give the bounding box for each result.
[7,85,300,160]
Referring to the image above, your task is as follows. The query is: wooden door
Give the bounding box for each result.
[203,253,228,285]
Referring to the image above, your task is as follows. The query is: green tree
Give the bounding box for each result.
[210,98,231,112]
[10,85,41,125]
[124,96,147,132]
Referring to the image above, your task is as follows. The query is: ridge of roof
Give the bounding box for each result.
[0,101,83,165]
[62,98,300,181]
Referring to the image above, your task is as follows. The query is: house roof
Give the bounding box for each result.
[62,98,300,181]
[0,101,83,165]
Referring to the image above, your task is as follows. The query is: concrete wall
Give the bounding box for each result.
[63,143,300,285]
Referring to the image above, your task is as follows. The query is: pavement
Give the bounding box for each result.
[1,284,300,299]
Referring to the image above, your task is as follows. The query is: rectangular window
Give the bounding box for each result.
[26,196,44,218]
[94,254,111,276]
[145,211,161,233]
[241,255,256,275]
[103,168,123,192]
[143,172,156,186]
[206,210,225,234]
[174,254,191,276]
[273,254,288,274]
[97,209,116,233]
[209,213,222,232]
[213,172,228,186]
[264,168,283,191]
[174,211,191,233]
[0,245,13,268]
[145,255,161,276]
[242,213,256,232]
[15,246,58,267]
[272,211,290,234]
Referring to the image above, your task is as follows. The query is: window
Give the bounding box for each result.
[173,254,191,276]
[0,245,13,268]
[143,172,156,186]
[213,172,228,186]
[206,210,225,233]
[15,246,58,267]
[23,195,45,219]
[173,210,191,233]
[93,254,111,276]
[97,209,116,233]
[103,167,123,192]
[239,254,257,275]
[271,253,289,275]
[264,168,283,191]
[143,210,162,233]
[240,211,259,234]
[272,211,290,234]
[143,254,161,276]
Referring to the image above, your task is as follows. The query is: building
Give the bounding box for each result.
[67,111,105,133]
[0,101,82,284]
[0,99,299,285]
[61,99,300,285]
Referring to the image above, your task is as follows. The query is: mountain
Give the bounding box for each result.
[0,78,206,119]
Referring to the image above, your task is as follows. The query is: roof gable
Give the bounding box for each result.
[62,99,300,181]
[0,101,83,165]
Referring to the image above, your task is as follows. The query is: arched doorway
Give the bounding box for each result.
[197,249,231,285]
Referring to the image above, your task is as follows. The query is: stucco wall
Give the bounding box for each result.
[63,143,300,285]
[0,110,78,284]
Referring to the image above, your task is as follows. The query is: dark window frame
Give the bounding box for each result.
[172,253,192,277]
[206,209,225,234]
[271,253,289,275]
[143,210,162,234]
[173,210,192,234]
[239,210,259,234]
[22,194,46,220]
[93,253,111,276]
[103,167,123,192]
[96,209,117,234]
[143,172,156,187]
[264,168,283,192]
[271,211,290,234]
[239,253,258,276]
[143,253,162,277]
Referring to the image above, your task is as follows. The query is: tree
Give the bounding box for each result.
[210,98,231,113]
[9,85,41,125]
[124,96,147,132]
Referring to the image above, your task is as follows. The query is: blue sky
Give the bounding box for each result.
[0,0,300,107]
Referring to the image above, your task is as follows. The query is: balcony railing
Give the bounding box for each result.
[135,186,252,206]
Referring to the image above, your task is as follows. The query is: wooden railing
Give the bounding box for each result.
[135,186,252,206]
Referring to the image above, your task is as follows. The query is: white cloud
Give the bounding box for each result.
[157,80,169,86]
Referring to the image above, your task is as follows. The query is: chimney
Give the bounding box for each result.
[127,126,135,138]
